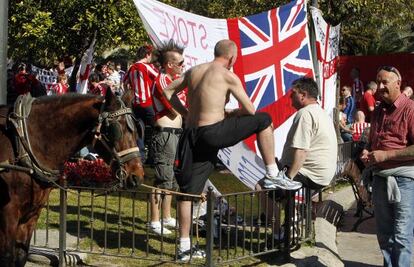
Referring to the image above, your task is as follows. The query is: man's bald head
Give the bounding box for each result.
[214,40,237,59]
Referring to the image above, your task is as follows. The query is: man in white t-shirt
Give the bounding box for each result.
[258,77,337,241]
[262,77,337,191]
[277,77,338,189]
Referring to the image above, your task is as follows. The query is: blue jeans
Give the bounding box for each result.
[372,175,414,267]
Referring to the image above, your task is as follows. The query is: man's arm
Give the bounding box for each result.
[163,75,187,99]
[367,145,414,164]
[170,94,188,118]
[286,148,307,179]
[163,73,189,117]
[227,72,255,115]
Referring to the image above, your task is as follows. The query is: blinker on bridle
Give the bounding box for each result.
[92,98,140,185]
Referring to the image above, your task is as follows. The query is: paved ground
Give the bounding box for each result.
[336,201,382,266]
[334,187,414,267]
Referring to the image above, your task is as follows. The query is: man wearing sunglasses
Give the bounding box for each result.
[149,40,187,237]
[360,66,414,267]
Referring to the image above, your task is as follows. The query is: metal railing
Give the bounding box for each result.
[31,142,355,266]
[32,182,312,266]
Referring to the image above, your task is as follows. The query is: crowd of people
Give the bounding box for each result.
[6,41,414,265]
[338,67,414,144]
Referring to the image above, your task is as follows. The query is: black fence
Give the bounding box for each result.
[31,142,354,266]
[31,186,313,266]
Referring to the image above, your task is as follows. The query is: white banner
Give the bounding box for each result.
[31,65,73,93]
[134,0,317,190]
[133,0,228,70]
[311,7,340,118]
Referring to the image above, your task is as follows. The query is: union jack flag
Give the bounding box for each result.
[227,0,314,151]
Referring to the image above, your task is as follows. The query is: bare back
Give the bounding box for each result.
[185,62,254,127]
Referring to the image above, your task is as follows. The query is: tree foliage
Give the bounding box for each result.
[7,0,414,68]
[8,0,149,67]
[318,0,414,55]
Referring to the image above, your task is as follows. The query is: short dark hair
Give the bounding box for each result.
[136,45,153,60]
[88,72,100,83]
[214,39,237,58]
[291,77,319,99]
[154,40,184,67]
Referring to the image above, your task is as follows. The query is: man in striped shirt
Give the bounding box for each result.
[351,111,370,141]
[124,45,159,126]
[149,40,187,237]
[124,45,159,161]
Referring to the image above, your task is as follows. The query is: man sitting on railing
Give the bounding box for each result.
[257,77,338,239]
[263,77,338,192]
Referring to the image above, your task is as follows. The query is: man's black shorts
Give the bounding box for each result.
[174,112,272,195]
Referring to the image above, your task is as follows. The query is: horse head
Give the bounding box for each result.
[92,89,144,187]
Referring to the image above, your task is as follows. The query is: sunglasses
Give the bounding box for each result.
[174,60,184,67]
[377,65,401,80]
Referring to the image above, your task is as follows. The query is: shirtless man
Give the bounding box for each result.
[164,39,301,261]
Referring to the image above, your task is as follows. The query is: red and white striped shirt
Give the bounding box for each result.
[89,83,108,96]
[124,62,158,108]
[52,82,69,95]
[352,122,370,141]
[152,73,187,121]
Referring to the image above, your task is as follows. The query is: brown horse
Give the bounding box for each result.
[0,90,144,266]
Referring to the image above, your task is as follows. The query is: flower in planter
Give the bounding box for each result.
[63,159,114,186]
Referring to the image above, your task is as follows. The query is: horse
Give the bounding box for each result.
[0,89,144,267]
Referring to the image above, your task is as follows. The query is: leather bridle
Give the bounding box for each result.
[91,97,141,184]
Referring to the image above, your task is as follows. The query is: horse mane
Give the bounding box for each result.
[35,93,102,108]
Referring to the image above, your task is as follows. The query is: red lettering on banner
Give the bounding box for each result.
[177,18,189,45]
[199,24,208,50]
[185,55,199,67]
[322,57,339,79]
[153,7,168,39]
[166,13,179,41]
[187,21,197,48]
[152,7,208,49]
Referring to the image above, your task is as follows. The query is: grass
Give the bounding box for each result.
[33,166,287,266]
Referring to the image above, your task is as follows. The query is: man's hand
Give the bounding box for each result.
[367,150,391,164]
[361,149,394,166]
[360,149,370,165]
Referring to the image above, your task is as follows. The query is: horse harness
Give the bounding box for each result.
[1,94,140,186]
[91,97,141,183]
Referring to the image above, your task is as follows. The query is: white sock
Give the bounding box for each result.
[180,237,191,252]
[266,163,279,178]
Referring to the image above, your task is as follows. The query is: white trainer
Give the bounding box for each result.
[161,217,178,228]
[150,222,172,235]
[263,168,302,190]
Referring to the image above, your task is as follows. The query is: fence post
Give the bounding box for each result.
[206,186,215,267]
[283,190,293,262]
[305,187,312,239]
[59,175,67,267]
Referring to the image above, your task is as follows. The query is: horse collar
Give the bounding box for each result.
[8,94,60,183]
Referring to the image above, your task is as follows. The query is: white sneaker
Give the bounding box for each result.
[178,246,206,262]
[263,168,302,190]
[161,217,178,228]
[150,222,172,235]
